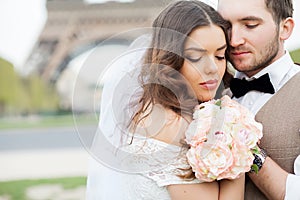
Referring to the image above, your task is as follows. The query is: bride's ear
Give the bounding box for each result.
[279,17,294,41]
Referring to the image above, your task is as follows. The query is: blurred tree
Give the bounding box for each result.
[291,48,300,64]
[0,58,18,115]
[24,74,60,114]
[0,57,60,116]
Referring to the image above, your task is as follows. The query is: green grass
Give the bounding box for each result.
[0,176,86,200]
[0,114,98,130]
[291,48,300,64]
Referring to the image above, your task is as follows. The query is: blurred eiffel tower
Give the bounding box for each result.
[25,0,172,82]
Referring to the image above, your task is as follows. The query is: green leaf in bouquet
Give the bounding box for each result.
[251,146,260,154]
[215,99,222,107]
[251,164,259,174]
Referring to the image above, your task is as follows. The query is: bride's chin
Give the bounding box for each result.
[197,93,215,102]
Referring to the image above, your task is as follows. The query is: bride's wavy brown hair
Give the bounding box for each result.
[130,0,231,130]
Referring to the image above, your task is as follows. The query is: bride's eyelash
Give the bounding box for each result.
[186,56,225,62]
[185,57,202,63]
[216,56,225,60]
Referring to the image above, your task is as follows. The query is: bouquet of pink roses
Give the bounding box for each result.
[185,95,263,182]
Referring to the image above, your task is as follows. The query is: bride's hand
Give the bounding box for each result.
[167,181,219,200]
[219,174,245,200]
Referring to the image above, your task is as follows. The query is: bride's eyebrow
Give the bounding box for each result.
[217,44,227,51]
[184,47,206,52]
[185,44,227,52]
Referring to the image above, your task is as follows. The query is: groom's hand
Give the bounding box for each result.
[248,156,288,200]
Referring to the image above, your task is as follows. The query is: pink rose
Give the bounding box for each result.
[206,129,233,146]
[233,128,260,148]
[217,140,254,180]
[187,142,233,182]
[185,119,211,147]
[193,103,219,120]
[220,95,240,108]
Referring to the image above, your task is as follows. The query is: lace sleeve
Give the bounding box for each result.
[119,135,203,187]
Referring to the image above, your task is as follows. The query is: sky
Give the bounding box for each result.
[0,0,299,72]
[0,0,47,71]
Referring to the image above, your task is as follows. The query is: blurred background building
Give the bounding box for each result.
[25,0,173,113]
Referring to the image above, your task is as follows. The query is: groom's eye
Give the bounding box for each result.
[245,24,258,29]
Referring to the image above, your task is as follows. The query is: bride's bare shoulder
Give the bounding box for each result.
[134,104,191,146]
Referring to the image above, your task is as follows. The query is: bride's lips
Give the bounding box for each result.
[199,79,218,90]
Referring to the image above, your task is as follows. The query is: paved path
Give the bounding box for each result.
[0,148,89,181]
[0,125,96,151]
[0,126,95,181]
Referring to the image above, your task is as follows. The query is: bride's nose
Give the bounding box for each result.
[203,57,218,74]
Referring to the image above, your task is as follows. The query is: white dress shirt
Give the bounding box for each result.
[233,52,300,200]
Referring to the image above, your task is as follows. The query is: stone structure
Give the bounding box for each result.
[25,0,172,81]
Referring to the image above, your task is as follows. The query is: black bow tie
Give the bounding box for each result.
[230,73,275,98]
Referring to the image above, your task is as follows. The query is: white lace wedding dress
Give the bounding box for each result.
[87,134,202,200]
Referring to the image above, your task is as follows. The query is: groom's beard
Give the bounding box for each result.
[227,30,279,75]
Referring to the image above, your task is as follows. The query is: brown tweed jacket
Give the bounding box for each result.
[244,72,300,200]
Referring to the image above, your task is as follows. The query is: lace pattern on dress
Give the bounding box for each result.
[119,134,203,187]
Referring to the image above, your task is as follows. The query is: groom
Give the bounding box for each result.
[218,0,300,199]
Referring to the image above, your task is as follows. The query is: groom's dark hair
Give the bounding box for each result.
[264,0,294,25]
[217,0,293,25]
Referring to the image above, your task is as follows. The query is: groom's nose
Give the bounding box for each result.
[230,26,246,47]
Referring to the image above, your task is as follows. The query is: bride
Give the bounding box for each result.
[86,1,244,199]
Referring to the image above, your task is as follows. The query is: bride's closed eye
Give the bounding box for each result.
[215,55,225,61]
[184,47,205,63]
[185,56,202,63]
